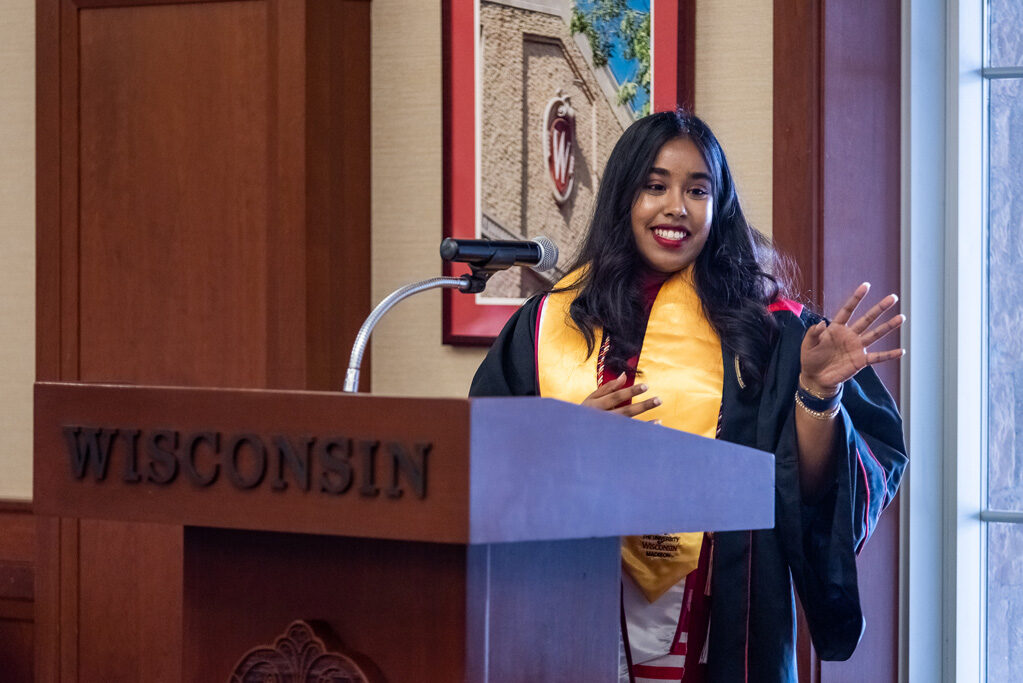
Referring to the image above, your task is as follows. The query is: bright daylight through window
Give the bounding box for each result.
[984,1,1023,680]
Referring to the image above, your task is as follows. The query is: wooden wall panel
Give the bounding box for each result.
[0,503,34,683]
[0,620,32,683]
[676,0,696,111]
[39,0,371,392]
[773,0,822,306]
[35,0,371,678]
[819,0,902,394]
[303,0,372,391]
[76,1,271,388]
[818,1,902,681]
[774,1,902,682]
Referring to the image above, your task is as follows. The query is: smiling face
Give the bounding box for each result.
[630,137,713,275]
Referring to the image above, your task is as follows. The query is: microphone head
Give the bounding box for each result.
[531,236,559,272]
[439,237,458,261]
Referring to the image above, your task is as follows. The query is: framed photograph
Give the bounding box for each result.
[443,0,694,344]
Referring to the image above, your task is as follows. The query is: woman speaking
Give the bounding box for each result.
[469,110,907,683]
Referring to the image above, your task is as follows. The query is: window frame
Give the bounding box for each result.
[901,0,984,680]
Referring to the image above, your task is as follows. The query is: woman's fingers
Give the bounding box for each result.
[831,282,870,326]
[584,372,626,401]
[583,378,653,411]
[866,348,905,365]
[613,395,662,418]
[582,375,662,416]
[803,320,826,347]
[860,313,905,347]
[598,383,653,410]
[850,294,899,334]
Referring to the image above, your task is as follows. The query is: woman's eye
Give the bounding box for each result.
[646,183,666,192]
[689,187,709,198]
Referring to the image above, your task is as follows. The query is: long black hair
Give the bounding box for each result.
[562,110,789,392]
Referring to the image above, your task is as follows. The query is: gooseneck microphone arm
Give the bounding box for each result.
[342,273,489,393]
[343,236,557,393]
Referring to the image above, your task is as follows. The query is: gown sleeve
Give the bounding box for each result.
[762,309,908,661]
[468,295,544,398]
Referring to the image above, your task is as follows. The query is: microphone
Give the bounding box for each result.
[439,236,559,273]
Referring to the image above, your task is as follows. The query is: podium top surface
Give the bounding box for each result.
[34,382,774,544]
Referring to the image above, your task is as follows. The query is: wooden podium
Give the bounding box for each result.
[34,382,774,681]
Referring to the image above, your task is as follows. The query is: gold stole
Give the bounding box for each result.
[537,268,724,603]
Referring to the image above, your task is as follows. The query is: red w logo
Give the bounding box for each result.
[548,117,574,197]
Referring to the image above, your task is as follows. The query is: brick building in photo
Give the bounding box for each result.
[479,0,641,299]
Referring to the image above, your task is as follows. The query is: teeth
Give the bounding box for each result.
[653,228,687,240]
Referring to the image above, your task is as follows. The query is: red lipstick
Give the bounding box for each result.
[651,225,689,248]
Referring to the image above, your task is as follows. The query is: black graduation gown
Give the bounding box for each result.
[468,296,908,683]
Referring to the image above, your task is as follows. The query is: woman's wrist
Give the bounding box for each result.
[794,390,841,420]
[795,373,843,420]
[798,372,841,399]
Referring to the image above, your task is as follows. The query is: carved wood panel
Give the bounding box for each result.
[230,621,383,683]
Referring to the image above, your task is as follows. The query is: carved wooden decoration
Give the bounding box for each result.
[230,620,382,683]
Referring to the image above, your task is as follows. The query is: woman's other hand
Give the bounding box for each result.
[581,372,662,418]
[799,283,906,395]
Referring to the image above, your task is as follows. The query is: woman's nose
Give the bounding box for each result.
[665,191,686,217]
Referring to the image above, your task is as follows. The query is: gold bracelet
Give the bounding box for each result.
[795,390,841,420]
[798,379,841,400]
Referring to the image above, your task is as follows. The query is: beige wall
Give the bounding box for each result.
[0,0,35,501]
[369,0,774,397]
[369,0,489,397]
[694,0,773,238]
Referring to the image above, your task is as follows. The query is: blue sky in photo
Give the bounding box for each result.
[576,0,651,115]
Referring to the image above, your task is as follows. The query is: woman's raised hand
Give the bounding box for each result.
[799,283,906,395]
[581,372,662,418]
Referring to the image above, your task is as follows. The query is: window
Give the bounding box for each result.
[983,2,1023,679]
